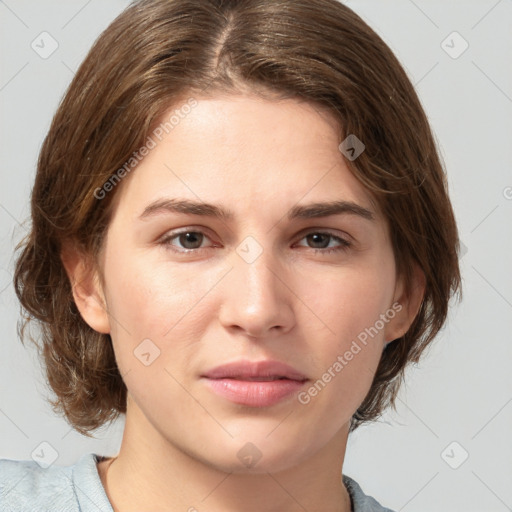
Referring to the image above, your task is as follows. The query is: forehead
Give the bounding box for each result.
[109,93,380,222]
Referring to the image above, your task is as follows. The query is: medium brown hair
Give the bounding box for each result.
[14,0,461,436]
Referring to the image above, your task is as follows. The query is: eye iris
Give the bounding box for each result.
[179,232,203,249]
[308,233,330,248]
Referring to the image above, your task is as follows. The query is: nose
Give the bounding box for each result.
[218,245,295,339]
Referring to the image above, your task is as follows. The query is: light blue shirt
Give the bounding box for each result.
[0,453,395,511]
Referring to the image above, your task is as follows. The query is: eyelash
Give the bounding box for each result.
[158,229,352,255]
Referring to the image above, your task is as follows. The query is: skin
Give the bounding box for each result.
[64,93,425,512]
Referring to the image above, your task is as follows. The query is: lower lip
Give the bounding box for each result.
[203,378,307,407]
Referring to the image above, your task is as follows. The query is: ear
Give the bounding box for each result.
[60,242,111,334]
[384,263,426,343]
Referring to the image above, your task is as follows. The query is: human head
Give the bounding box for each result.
[14,0,461,437]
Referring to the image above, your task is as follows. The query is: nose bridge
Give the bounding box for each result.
[219,235,294,337]
[241,244,278,304]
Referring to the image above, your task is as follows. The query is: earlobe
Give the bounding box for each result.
[60,243,111,334]
[384,264,426,343]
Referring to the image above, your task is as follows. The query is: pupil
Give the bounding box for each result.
[180,232,202,249]
[309,233,329,248]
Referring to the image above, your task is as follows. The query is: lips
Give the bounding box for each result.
[201,360,308,381]
[201,360,309,407]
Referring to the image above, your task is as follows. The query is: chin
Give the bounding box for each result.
[194,430,318,475]
[205,449,307,475]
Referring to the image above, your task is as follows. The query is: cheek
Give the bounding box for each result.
[104,244,209,329]
[307,263,395,346]
[101,247,225,374]
[298,262,395,400]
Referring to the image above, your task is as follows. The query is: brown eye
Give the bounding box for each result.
[160,230,213,252]
[306,233,331,249]
[176,232,204,249]
[296,231,351,254]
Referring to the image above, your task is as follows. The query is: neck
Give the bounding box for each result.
[98,397,353,512]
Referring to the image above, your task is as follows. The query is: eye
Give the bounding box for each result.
[158,229,351,255]
[159,229,214,252]
[295,231,351,254]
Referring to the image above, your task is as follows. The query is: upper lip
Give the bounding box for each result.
[201,360,308,381]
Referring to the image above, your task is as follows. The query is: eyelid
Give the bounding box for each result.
[158,226,350,242]
[158,227,216,248]
[294,226,353,244]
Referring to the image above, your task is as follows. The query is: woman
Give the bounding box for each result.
[1,0,461,510]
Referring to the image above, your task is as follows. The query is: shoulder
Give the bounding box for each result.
[0,453,113,512]
[343,474,396,512]
[0,456,76,511]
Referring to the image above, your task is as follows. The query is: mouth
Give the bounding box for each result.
[224,376,293,381]
[200,360,309,407]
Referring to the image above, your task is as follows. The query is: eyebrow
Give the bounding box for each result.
[139,198,375,222]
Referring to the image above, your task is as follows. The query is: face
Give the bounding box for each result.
[76,93,412,474]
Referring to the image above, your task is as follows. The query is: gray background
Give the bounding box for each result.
[1,1,511,510]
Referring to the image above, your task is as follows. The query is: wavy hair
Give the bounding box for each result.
[14,0,462,436]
